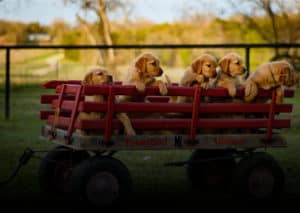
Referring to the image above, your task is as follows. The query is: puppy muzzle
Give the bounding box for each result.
[212,71,218,78]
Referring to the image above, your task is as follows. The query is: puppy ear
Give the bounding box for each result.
[191,59,202,74]
[135,57,146,73]
[82,72,93,85]
[219,57,230,74]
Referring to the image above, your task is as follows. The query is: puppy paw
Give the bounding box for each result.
[159,83,168,95]
[125,127,136,136]
[276,96,283,105]
[201,82,209,89]
[76,129,87,136]
[275,87,284,105]
[135,82,146,93]
[228,87,236,97]
[244,80,258,102]
[195,75,204,83]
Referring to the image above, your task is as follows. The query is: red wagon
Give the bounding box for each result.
[39,80,294,206]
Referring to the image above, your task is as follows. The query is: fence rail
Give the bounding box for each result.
[1,43,300,119]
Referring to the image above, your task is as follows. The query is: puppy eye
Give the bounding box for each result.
[207,64,211,68]
[235,62,240,65]
[150,61,156,66]
[97,72,103,76]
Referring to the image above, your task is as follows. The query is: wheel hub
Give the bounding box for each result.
[248,167,275,198]
[86,172,119,205]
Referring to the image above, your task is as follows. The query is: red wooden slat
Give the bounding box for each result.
[55,84,295,98]
[40,111,53,120]
[190,87,201,140]
[75,102,292,114]
[40,110,71,120]
[47,115,290,130]
[47,116,71,127]
[146,96,170,103]
[267,90,277,140]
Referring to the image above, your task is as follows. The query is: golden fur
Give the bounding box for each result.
[79,68,135,136]
[121,52,168,101]
[176,54,218,103]
[215,52,248,97]
[244,61,296,104]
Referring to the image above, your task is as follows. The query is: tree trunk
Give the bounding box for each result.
[98,0,115,64]
[77,14,104,65]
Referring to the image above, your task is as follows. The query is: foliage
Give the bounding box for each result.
[61,31,81,61]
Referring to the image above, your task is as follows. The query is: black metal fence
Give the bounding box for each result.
[1,43,300,120]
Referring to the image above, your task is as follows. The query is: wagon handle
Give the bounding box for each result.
[49,84,66,140]
[65,85,83,145]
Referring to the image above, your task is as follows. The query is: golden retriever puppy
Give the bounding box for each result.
[215,52,248,97]
[79,68,135,136]
[244,60,296,104]
[121,52,168,101]
[177,53,218,103]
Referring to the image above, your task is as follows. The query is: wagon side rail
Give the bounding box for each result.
[40,80,295,146]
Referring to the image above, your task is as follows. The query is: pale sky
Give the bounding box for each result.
[0,0,234,25]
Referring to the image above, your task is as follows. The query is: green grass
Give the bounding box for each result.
[0,86,300,208]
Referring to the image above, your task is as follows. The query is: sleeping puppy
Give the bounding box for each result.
[79,68,135,136]
[244,60,295,104]
[178,54,218,103]
[121,52,168,101]
[216,52,248,97]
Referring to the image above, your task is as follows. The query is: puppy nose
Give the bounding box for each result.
[212,71,218,78]
[108,75,113,82]
[159,68,164,76]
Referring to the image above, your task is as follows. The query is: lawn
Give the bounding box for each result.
[0,84,300,209]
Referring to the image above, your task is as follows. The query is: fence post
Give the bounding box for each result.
[5,48,10,120]
[245,46,250,71]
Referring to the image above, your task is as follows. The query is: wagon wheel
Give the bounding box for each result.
[186,149,236,191]
[70,156,133,207]
[38,146,90,196]
[231,152,285,204]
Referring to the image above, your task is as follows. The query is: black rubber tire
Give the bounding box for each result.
[38,146,90,196]
[186,149,236,191]
[232,152,285,204]
[70,156,133,207]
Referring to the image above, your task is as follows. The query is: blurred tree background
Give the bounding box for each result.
[0,0,300,83]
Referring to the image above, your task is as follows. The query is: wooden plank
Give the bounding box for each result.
[41,124,287,150]
[40,94,77,104]
[66,101,292,114]
[54,84,295,98]
[46,116,290,130]
[40,110,71,120]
